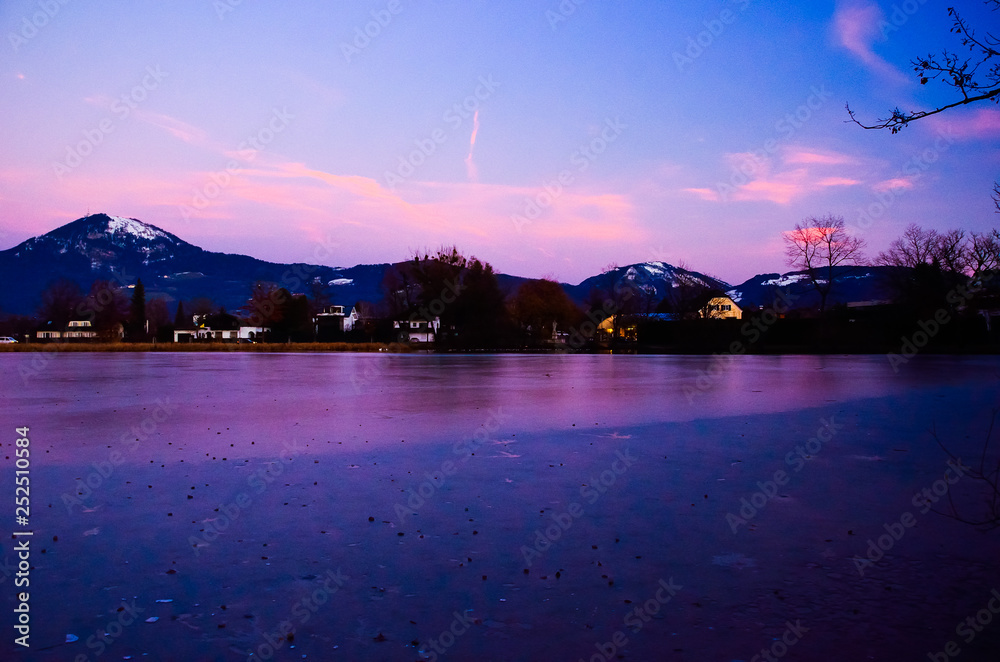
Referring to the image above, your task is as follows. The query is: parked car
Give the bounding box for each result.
[0,337,17,343]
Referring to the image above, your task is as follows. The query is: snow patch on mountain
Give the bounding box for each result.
[761,274,809,287]
[329,278,354,286]
[105,215,169,241]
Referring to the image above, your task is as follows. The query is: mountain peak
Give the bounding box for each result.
[45,213,178,244]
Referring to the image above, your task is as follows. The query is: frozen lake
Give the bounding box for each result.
[2,353,999,660]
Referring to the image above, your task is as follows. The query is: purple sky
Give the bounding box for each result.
[1,0,998,285]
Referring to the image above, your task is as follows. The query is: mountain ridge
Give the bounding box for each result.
[0,214,892,317]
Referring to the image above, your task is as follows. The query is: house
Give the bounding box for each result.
[394,317,439,343]
[35,319,118,341]
[700,296,743,320]
[174,311,242,342]
[63,320,97,340]
[597,313,679,342]
[238,326,268,342]
[314,304,359,341]
[35,327,61,340]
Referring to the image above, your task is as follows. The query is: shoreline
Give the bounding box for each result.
[2,342,999,355]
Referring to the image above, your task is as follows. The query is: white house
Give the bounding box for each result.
[238,326,268,341]
[394,317,440,343]
[64,320,97,340]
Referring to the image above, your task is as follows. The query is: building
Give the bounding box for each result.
[174,311,242,342]
[63,320,97,340]
[394,317,440,343]
[700,296,743,320]
[314,304,359,341]
[35,319,119,341]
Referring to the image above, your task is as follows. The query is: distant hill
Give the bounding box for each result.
[0,214,387,315]
[0,214,899,318]
[727,266,900,310]
[562,262,731,306]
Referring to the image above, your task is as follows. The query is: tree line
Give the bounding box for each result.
[3,221,999,350]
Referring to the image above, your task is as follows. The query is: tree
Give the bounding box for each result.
[510,279,580,343]
[174,301,189,329]
[128,278,147,341]
[242,282,286,329]
[146,298,171,341]
[37,279,84,328]
[783,215,866,315]
[81,280,129,340]
[877,223,1000,278]
[656,262,724,319]
[846,1,1000,209]
[188,297,217,317]
[876,223,941,269]
[452,258,507,348]
[968,230,1000,278]
[381,263,419,317]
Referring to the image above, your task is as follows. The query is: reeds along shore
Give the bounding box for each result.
[0,342,414,352]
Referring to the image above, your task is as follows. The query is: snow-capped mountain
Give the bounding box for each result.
[727,267,898,310]
[563,261,730,305]
[11,213,195,272]
[0,214,378,314]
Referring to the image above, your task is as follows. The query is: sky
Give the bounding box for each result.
[1,0,998,287]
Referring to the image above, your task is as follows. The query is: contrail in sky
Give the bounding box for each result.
[465,109,480,181]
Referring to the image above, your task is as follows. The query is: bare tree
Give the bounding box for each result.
[878,224,998,278]
[783,215,866,315]
[935,228,969,274]
[969,230,1000,278]
[876,223,939,269]
[846,1,1000,209]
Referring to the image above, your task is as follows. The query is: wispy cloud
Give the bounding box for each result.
[873,176,915,192]
[133,110,208,144]
[926,108,1000,140]
[686,146,865,205]
[785,149,858,166]
[683,187,721,202]
[832,2,907,82]
[465,109,481,182]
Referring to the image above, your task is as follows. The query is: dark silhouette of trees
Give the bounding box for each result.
[783,215,866,315]
[174,301,190,329]
[146,298,171,341]
[453,258,507,348]
[127,278,147,341]
[381,263,419,317]
[656,262,724,319]
[81,280,129,340]
[37,279,84,328]
[243,282,285,329]
[510,278,581,342]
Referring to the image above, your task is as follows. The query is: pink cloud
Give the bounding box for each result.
[785,149,857,166]
[683,187,721,202]
[733,178,804,205]
[926,108,1000,140]
[833,2,907,82]
[873,177,915,193]
[133,110,208,144]
[817,177,861,187]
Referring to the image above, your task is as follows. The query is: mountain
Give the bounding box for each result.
[0,214,385,315]
[0,214,894,319]
[562,262,731,306]
[727,266,899,310]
